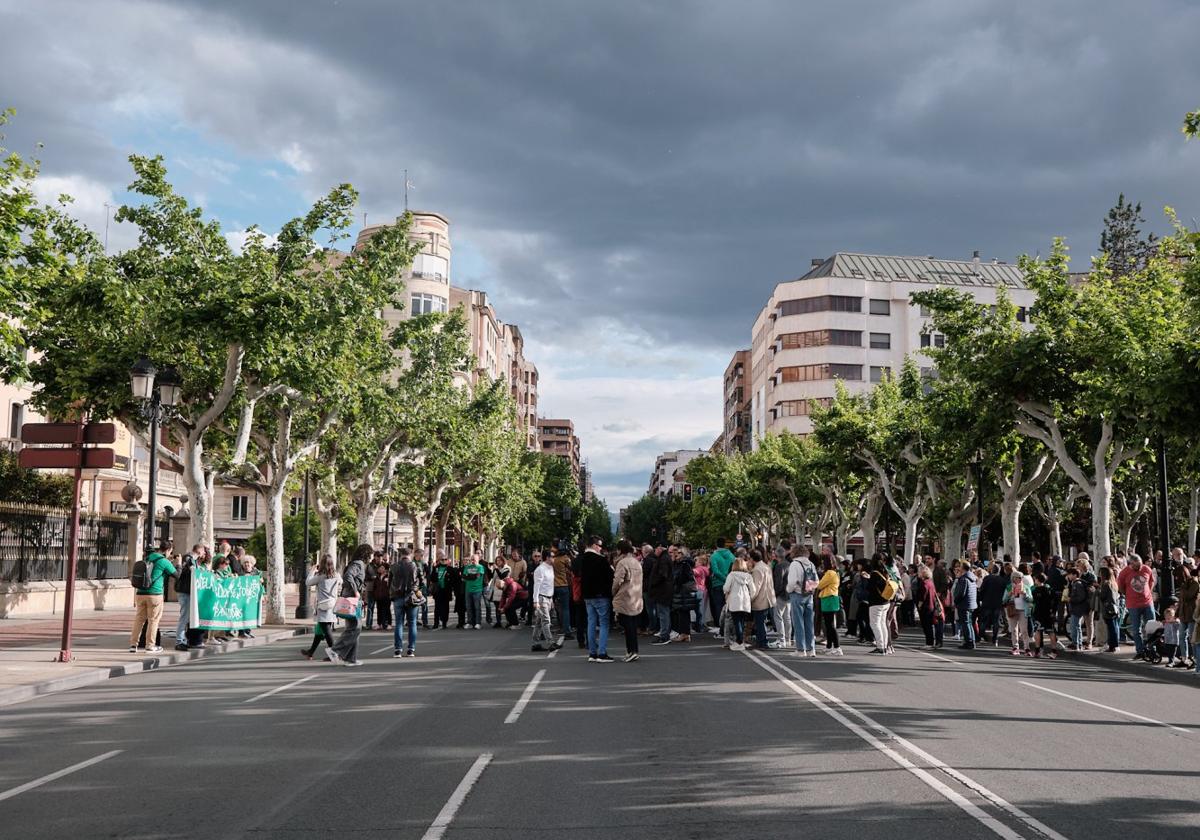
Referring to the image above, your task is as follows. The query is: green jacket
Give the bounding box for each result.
[137,552,177,596]
[461,562,485,594]
[709,548,735,588]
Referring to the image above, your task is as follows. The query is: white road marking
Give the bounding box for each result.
[504,669,546,724]
[243,674,317,704]
[748,651,1069,840]
[1019,681,1192,735]
[0,750,123,802]
[547,635,565,658]
[898,644,962,665]
[420,752,493,840]
[371,644,396,655]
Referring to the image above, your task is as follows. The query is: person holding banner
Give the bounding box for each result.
[331,544,370,666]
[302,555,341,661]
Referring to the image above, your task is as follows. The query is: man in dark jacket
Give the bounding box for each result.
[389,549,425,657]
[977,565,1008,646]
[952,565,979,649]
[648,545,674,645]
[580,536,614,662]
[428,551,458,630]
[1047,556,1068,634]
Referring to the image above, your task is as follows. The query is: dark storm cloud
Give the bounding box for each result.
[4,0,1200,352]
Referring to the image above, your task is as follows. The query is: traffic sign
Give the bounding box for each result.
[697,486,707,497]
[19,447,116,470]
[20,422,116,445]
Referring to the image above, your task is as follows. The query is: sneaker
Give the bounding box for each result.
[1011,648,1022,656]
[628,653,640,662]
[829,648,844,656]
[730,643,745,651]
[393,650,403,658]
[1131,652,1144,661]
[623,653,637,662]
[405,650,415,657]
[146,645,163,653]
[669,631,680,641]
[868,649,887,655]
[595,654,614,662]
[344,660,363,667]
[474,624,482,630]
[652,638,672,646]
[128,645,137,653]
[327,651,341,664]
[768,640,786,649]
[587,655,598,662]
[174,643,189,652]
[300,649,313,660]
[807,649,818,657]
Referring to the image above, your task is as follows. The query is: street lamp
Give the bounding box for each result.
[130,358,180,553]
[296,470,312,619]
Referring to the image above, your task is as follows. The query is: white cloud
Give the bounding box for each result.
[31,173,139,253]
[279,141,314,174]
[224,227,278,253]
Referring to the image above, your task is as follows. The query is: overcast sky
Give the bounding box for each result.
[4,1,1199,509]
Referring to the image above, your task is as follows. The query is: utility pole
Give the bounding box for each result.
[1157,435,1174,601]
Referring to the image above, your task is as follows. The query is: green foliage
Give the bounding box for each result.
[1100,193,1157,278]
[621,493,667,546]
[245,512,323,568]
[580,497,614,546]
[503,452,583,548]
[0,450,74,507]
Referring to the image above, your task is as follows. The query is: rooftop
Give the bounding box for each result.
[798,252,1028,289]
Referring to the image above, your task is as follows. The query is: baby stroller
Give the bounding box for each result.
[1142,619,1165,664]
[530,595,560,652]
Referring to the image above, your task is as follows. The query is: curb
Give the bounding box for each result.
[1056,647,1200,686]
[0,626,309,708]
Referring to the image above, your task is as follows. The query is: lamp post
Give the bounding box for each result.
[130,358,180,553]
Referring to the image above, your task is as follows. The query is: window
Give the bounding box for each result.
[777,295,862,316]
[869,332,891,350]
[410,293,448,315]
[920,333,931,349]
[778,329,861,349]
[869,298,891,315]
[870,366,891,383]
[934,333,945,348]
[919,304,932,316]
[779,364,862,382]
[8,402,23,439]
[777,398,833,417]
[231,495,249,522]
[1016,306,1028,323]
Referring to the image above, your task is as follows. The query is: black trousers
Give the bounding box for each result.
[306,622,335,655]
[574,601,588,647]
[434,594,451,628]
[618,612,639,655]
[822,611,840,648]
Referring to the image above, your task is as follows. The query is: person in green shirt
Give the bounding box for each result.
[461,552,486,628]
[708,538,736,635]
[129,540,177,653]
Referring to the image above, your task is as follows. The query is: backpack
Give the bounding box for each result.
[803,562,819,594]
[878,573,898,602]
[130,557,154,590]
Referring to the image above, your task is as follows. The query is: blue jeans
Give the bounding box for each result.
[466,592,482,626]
[1068,614,1083,648]
[752,608,769,648]
[1104,616,1120,650]
[175,593,189,642]
[364,598,376,628]
[1179,621,1194,661]
[554,586,573,634]
[790,594,815,652]
[585,598,611,656]
[957,608,975,645]
[1128,604,1155,655]
[655,602,672,641]
[393,600,418,652]
[708,586,726,629]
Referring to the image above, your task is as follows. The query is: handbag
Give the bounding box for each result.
[820,594,841,613]
[333,595,361,620]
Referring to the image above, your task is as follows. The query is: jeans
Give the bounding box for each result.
[868,604,890,651]
[554,586,573,634]
[466,592,482,626]
[1068,614,1083,648]
[789,593,814,652]
[957,608,975,646]
[364,598,376,628]
[393,600,419,652]
[731,611,750,644]
[1104,616,1120,650]
[695,591,709,630]
[175,593,189,642]
[655,602,672,641]
[752,609,769,648]
[585,598,611,656]
[708,586,726,631]
[775,595,794,645]
[1179,621,1194,661]
[1128,605,1156,655]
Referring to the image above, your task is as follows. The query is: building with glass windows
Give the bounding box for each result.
[748,252,1035,442]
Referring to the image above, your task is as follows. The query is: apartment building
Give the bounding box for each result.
[749,252,1035,441]
[723,349,751,456]
[538,418,581,483]
[648,449,707,498]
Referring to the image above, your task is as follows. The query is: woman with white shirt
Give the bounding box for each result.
[723,558,755,650]
[302,554,341,662]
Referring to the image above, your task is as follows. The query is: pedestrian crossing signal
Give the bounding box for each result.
[683,483,693,502]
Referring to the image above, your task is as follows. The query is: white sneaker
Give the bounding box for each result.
[146,645,163,653]
[669,631,680,641]
[474,624,481,630]
[730,643,745,651]
[829,648,844,656]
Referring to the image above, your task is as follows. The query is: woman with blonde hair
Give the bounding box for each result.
[722,557,755,650]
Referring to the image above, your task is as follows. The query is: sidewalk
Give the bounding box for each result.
[0,598,311,707]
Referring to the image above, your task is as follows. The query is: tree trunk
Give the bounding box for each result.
[998,497,1022,565]
[1188,486,1199,555]
[181,433,212,550]
[1090,479,1112,565]
[356,502,378,548]
[942,519,966,563]
[858,491,882,558]
[263,483,287,624]
[1048,517,1062,559]
[317,507,339,565]
[903,514,921,564]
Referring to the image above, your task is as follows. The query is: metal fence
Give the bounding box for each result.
[0,504,132,583]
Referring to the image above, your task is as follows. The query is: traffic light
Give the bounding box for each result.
[683,483,693,502]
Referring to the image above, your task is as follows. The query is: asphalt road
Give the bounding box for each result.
[0,622,1197,839]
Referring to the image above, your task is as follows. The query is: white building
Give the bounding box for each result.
[749,252,1035,441]
[649,449,707,498]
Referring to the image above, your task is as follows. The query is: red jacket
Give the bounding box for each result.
[499,578,527,613]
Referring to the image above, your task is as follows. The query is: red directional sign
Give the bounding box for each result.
[20,422,117,445]
[18,448,116,470]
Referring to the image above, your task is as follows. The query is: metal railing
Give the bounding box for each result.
[0,503,132,583]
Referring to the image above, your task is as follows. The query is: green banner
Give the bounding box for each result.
[189,568,264,630]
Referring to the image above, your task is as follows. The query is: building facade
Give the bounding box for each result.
[538,418,581,483]
[722,349,751,456]
[649,449,707,498]
[749,252,1035,441]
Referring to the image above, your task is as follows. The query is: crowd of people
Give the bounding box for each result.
[133,532,1200,677]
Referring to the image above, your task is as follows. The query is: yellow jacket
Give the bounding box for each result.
[817,570,840,599]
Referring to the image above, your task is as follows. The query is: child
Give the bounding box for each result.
[1162,606,1181,666]
[1030,572,1058,659]
[1007,571,1028,655]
